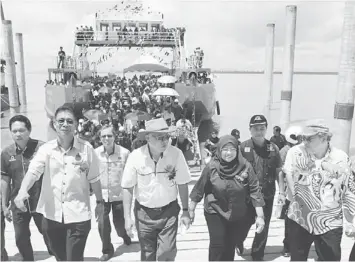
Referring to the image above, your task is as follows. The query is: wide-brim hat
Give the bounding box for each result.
[138,118,177,138]
[302,119,332,137]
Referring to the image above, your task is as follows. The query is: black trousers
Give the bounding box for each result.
[350,242,355,261]
[205,212,243,261]
[1,211,8,261]
[288,218,342,261]
[282,199,290,252]
[42,217,91,261]
[238,197,274,260]
[12,210,52,261]
[98,201,128,254]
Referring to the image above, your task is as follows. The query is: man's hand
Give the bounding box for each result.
[180,210,191,230]
[255,216,265,234]
[189,209,195,224]
[124,216,134,238]
[14,191,29,212]
[95,203,104,222]
[277,193,286,206]
[345,224,355,239]
[2,204,12,222]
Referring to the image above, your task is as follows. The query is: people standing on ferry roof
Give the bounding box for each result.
[236,114,282,261]
[1,115,53,260]
[283,120,355,261]
[189,135,265,261]
[57,47,66,69]
[121,118,191,261]
[95,125,132,261]
[14,106,105,261]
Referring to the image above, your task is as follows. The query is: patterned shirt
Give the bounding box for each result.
[283,144,355,235]
[26,137,100,224]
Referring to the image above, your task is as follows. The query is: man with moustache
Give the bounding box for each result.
[14,106,104,261]
[121,118,191,261]
[1,115,52,260]
[95,125,132,261]
[236,115,282,261]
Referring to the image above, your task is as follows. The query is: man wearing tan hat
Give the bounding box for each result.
[283,119,355,261]
[121,118,191,261]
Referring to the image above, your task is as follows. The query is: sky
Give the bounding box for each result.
[1,0,346,73]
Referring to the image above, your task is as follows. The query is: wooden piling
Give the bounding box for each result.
[3,20,19,107]
[333,1,355,153]
[14,33,27,105]
[280,5,297,126]
[264,23,275,124]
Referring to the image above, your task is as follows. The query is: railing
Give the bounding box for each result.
[74,30,178,44]
[54,56,78,70]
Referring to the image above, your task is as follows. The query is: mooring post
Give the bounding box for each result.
[264,23,275,125]
[280,5,297,126]
[15,33,27,105]
[333,1,355,154]
[3,20,19,107]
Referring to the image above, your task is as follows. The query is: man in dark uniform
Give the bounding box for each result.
[236,115,282,261]
[57,47,66,69]
[1,115,52,261]
[270,126,286,150]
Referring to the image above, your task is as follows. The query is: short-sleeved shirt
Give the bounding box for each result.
[283,144,355,235]
[26,137,100,224]
[1,138,44,212]
[95,144,130,202]
[121,144,191,208]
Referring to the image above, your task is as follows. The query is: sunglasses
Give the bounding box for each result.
[152,135,170,142]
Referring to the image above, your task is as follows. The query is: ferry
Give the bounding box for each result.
[44,2,220,166]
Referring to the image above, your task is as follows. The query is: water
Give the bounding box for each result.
[2,72,354,152]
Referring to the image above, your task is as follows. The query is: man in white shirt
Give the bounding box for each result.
[121,118,191,261]
[163,104,175,124]
[95,125,132,261]
[14,106,104,261]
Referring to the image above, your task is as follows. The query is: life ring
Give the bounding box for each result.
[216,100,220,115]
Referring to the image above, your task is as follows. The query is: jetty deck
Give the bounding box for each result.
[3,170,354,261]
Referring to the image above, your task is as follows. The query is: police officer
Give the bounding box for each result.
[236,115,282,261]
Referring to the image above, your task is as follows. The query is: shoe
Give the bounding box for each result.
[99,252,114,261]
[252,256,264,261]
[123,235,132,245]
[1,251,8,261]
[282,248,290,257]
[235,242,244,256]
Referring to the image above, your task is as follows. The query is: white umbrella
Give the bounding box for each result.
[152,87,180,97]
[158,75,177,84]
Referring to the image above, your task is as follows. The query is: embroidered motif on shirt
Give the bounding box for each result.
[244,147,250,152]
[9,156,16,162]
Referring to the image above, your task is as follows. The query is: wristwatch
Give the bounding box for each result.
[96,199,105,205]
[182,208,189,211]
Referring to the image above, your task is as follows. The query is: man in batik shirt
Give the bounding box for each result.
[283,120,355,261]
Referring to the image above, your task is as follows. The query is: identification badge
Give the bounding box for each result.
[245,147,250,152]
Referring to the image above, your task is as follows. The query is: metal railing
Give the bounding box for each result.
[74,30,177,43]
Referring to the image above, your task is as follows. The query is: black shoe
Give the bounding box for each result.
[123,235,132,245]
[1,250,8,261]
[100,252,114,261]
[252,256,264,261]
[282,248,290,257]
[235,242,244,256]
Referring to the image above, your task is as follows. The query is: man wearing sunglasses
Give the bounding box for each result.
[121,118,191,261]
[283,120,355,261]
[14,106,104,261]
[95,125,132,261]
[1,115,52,260]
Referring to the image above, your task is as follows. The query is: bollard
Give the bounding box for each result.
[280,5,297,126]
[15,33,27,105]
[333,1,355,154]
[2,20,19,107]
[264,23,275,125]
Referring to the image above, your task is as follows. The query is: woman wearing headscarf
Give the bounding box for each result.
[189,135,265,261]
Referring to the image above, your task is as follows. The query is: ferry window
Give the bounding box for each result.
[151,24,160,32]
[112,23,121,31]
[127,23,136,32]
[100,23,109,31]
[139,23,148,31]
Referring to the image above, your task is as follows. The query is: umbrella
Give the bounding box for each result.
[125,111,153,121]
[152,88,180,97]
[98,86,113,94]
[158,75,177,84]
[123,63,169,73]
[83,109,107,122]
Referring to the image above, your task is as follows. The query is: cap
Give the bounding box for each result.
[302,119,331,137]
[285,125,303,144]
[249,115,268,127]
[231,129,240,136]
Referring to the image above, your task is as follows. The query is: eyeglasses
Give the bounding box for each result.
[56,118,74,125]
[152,135,170,142]
[101,134,114,138]
[221,148,237,153]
